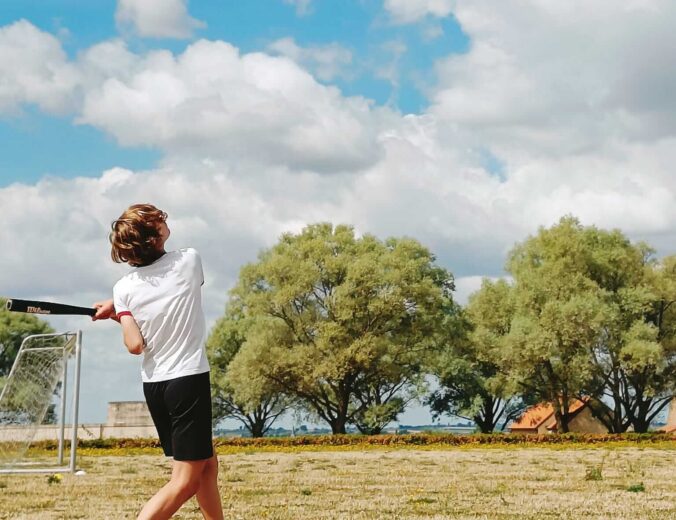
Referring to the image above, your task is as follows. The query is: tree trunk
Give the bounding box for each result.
[250,420,266,438]
[330,385,350,434]
[553,408,567,433]
[632,417,650,433]
[608,368,628,433]
[554,401,570,433]
[330,417,347,434]
[474,396,496,433]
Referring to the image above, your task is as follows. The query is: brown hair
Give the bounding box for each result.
[110,204,168,267]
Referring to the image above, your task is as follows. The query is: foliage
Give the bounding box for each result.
[231,223,454,434]
[209,218,672,436]
[351,397,405,435]
[0,297,54,379]
[0,302,57,427]
[504,217,611,432]
[572,229,674,432]
[429,280,530,432]
[207,306,292,437]
[499,218,675,433]
[24,432,676,454]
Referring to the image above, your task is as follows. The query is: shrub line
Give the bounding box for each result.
[23,431,676,452]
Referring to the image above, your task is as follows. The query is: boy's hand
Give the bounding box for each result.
[92,299,116,321]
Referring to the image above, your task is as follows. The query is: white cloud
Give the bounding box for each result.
[115,0,205,39]
[384,0,455,24]
[77,39,140,83]
[267,37,353,82]
[2,17,674,273]
[431,1,676,152]
[417,0,676,252]
[0,22,390,174]
[0,20,80,114]
[283,0,313,17]
[78,39,390,173]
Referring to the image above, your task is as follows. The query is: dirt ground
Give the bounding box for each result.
[0,447,674,519]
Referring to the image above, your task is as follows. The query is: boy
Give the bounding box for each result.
[93,203,224,520]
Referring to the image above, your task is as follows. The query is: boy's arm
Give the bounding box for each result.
[118,314,145,355]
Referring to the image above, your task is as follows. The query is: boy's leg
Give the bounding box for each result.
[196,452,224,520]
[137,459,207,520]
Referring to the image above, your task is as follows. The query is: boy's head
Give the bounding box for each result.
[110,204,169,267]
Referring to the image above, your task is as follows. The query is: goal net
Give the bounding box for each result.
[0,331,82,473]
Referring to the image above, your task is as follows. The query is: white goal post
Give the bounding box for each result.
[0,331,82,474]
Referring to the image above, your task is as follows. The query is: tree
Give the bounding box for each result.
[0,297,54,382]
[350,362,422,435]
[428,280,528,433]
[505,217,607,433]
[574,227,653,432]
[504,217,675,433]
[206,307,291,437]
[231,223,454,434]
[571,228,674,432]
[617,254,676,432]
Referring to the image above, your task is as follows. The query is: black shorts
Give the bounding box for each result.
[143,371,214,461]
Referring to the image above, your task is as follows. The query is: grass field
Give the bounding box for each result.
[0,446,674,519]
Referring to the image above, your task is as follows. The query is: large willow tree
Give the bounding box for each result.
[504,217,675,432]
[230,223,454,434]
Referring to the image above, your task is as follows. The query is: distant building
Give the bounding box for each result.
[510,397,609,434]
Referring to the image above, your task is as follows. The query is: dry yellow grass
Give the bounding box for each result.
[0,446,674,519]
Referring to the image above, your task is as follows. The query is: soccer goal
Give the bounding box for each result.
[0,331,82,474]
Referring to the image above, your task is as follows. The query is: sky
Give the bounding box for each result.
[1,0,675,427]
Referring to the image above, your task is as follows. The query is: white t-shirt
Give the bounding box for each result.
[113,248,210,383]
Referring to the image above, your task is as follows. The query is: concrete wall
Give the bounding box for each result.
[107,401,154,426]
[0,424,158,442]
[0,402,160,442]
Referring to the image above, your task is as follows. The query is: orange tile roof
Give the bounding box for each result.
[511,398,589,430]
[511,402,554,430]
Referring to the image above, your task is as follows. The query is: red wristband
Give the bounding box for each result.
[116,311,133,318]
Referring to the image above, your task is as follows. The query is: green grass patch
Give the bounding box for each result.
[409,497,436,504]
[626,483,645,493]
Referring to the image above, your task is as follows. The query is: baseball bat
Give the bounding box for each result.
[5,298,96,317]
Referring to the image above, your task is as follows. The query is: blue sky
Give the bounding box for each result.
[0,0,468,187]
